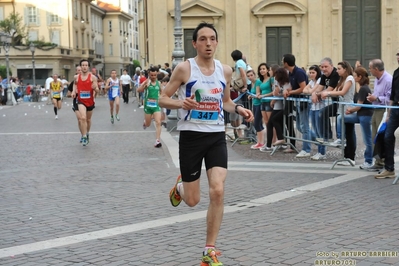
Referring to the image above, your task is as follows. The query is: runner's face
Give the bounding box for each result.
[81,62,89,73]
[111,71,116,78]
[76,67,82,74]
[193,27,217,59]
[396,49,399,64]
[53,75,58,81]
[149,71,157,81]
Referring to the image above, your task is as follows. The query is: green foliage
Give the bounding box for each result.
[133,60,141,70]
[0,65,12,78]
[0,12,28,46]
[31,40,57,47]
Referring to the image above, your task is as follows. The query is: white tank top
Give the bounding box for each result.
[177,58,226,132]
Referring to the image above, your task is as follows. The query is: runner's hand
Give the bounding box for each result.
[182,95,198,110]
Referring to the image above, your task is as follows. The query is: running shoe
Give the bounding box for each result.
[143,121,147,129]
[87,134,90,145]
[80,136,83,143]
[82,136,88,146]
[169,175,182,207]
[111,116,114,124]
[55,115,58,120]
[115,114,120,121]
[201,248,223,266]
[154,139,162,148]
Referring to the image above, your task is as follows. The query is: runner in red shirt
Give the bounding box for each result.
[72,59,99,146]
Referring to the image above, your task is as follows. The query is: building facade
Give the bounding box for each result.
[0,0,137,86]
[139,0,399,74]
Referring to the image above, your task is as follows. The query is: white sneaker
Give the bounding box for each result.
[359,162,373,170]
[311,153,327,161]
[330,139,341,146]
[55,115,58,120]
[296,150,311,158]
[337,158,355,166]
[259,145,272,152]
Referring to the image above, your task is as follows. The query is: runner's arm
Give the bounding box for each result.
[158,62,189,109]
[91,75,100,94]
[72,76,78,98]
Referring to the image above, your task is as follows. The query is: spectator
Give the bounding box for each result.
[282,54,309,156]
[341,67,373,169]
[366,59,392,171]
[320,61,355,165]
[247,69,265,149]
[313,58,340,143]
[256,63,273,139]
[303,65,326,160]
[263,67,290,151]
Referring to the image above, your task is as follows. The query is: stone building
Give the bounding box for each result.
[139,0,399,73]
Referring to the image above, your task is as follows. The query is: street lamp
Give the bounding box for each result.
[172,0,185,69]
[30,42,36,88]
[0,32,12,105]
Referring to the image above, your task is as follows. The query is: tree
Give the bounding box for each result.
[0,66,12,78]
[133,60,141,71]
[0,12,28,46]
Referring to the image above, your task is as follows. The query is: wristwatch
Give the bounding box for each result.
[235,104,244,114]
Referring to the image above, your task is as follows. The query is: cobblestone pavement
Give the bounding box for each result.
[1,97,399,266]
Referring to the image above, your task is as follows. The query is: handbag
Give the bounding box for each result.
[232,77,244,91]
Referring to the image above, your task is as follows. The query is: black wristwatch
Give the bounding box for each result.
[235,104,244,114]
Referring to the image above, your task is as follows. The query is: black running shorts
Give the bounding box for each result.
[179,131,227,182]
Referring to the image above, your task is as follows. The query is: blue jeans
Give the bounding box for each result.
[384,108,399,171]
[296,104,311,152]
[310,110,326,155]
[344,113,373,164]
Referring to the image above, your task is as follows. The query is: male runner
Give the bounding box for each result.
[105,70,122,124]
[137,67,163,148]
[72,60,99,146]
[68,66,83,142]
[159,22,253,266]
[50,74,63,119]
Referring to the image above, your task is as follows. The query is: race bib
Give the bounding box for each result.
[53,91,60,98]
[80,91,90,99]
[146,98,157,107]
[189,102,219,124]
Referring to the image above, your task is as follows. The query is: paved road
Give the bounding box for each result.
[1,97,399,266]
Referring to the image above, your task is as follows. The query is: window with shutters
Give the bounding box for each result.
[50,14,59,23]
[28,7,37,23]
[28,31,38,41]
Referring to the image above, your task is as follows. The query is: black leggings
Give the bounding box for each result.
[267,109,284,147]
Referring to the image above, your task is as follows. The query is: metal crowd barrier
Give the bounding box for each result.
[246,92,399,175]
